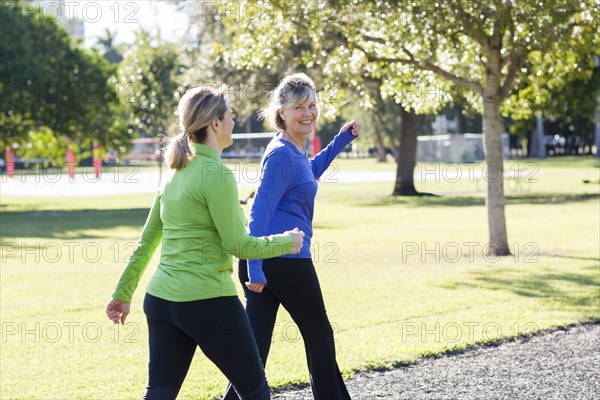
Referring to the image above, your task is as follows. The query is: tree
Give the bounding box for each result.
[0,1,127,158]
[360,78,425,195]
[115,30,183,139]
[183,1,433,195]
[171,0,333,130]
[535,58,599,154]
[350,79,400,162]
[220,0,598,256]
[95,28,124,65]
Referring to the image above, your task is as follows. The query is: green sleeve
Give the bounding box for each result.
[111,193,163,302]
[206,166,294,259]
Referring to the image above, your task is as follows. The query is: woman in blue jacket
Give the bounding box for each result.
[225,73,360,400]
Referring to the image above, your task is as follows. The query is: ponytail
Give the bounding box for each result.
[164,132,194,170]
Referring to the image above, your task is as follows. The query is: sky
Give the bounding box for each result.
[31,0,190,47]
[83,0,189,46]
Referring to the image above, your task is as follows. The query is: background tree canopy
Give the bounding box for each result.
[212,0,598,255]
[0,1,127,162]
[114,30,183,140]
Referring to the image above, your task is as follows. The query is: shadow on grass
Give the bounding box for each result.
[0,208,149,239]
[441,265,600,309]
[360,193,599,208]
[543,254,600,262]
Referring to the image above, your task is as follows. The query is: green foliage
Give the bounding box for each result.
[220,0,598,116]
[174,0,325,126]
[0,1,128,159]
[20,127,70,165]
[218,0,598,249]
[115,30,183,138]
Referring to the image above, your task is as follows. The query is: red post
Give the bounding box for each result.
[5,147,15,177]
[311,134,322,156]
[66,148,76,179]
[92,141,102,178]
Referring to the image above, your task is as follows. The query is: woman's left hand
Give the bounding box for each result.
[245,282,266,293]
[340,120,360,137]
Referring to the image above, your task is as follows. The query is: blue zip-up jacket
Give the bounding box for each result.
[247,129,356,283]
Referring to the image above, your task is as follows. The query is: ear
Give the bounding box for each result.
[210,117,221,131]
[278,109,286,121]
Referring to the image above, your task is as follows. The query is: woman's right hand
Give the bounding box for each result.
[285,228,305,254]
[340,120,361,136]
[105,298,131,325]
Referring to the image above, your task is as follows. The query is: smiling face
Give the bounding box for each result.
[278,91,319,137]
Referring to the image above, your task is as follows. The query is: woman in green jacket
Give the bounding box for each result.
[106,86,304,400]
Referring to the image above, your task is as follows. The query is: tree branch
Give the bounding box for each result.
[400,45,416,62]
[452,0,490,54]
[362,34,386,44]
[351,42,483,94]
[490,2,507,51]
[476,53,487,69]
[500,51,526,100]
[501,8,517,70]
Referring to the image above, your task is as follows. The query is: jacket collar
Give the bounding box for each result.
[192,143,221,161]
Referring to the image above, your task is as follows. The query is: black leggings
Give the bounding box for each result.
[143,293,269,400]
[223,258,351,400]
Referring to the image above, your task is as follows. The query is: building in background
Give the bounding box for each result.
[416,133,510,163]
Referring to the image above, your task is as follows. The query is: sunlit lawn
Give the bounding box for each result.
[1,156,598,399]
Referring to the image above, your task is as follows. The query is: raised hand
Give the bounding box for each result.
[340,120,361,136]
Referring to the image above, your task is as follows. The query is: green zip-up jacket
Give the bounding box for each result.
[112,144,294,302]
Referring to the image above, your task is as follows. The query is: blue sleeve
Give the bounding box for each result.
[247,150,292,284]
[310,129,356,179]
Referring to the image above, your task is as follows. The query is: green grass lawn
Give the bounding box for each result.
[1,157,599,399]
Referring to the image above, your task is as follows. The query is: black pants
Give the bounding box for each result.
[223,258,351,400]
[143,293,269,400]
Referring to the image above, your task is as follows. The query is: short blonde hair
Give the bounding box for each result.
[259,73,318,130]
[163,85,228,170]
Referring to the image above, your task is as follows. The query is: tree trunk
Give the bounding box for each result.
[376,143,387,162]
[392,109,420,196]
[373,129,388,162]
[595,92,600,157]
[529,114,546,158]
[482,98,511,256]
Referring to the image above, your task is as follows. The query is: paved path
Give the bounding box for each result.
[1,164,527,197]
[272,323,600,400]
[0,168,395,197]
